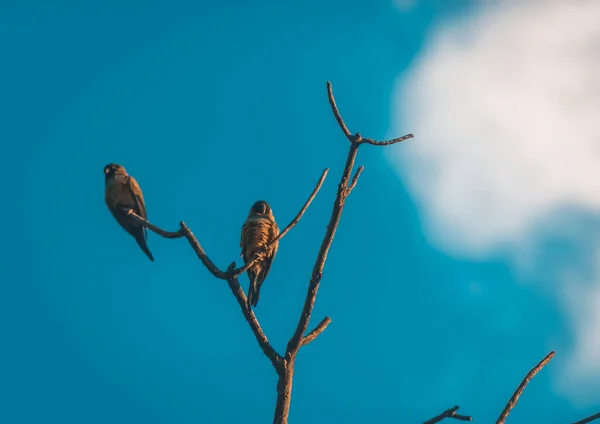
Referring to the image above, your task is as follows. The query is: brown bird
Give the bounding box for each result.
[104,163,154,261]
[241,200,279,308]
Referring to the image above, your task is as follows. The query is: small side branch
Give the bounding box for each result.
[300,316,332,347]
[347,166,364,193]
[360,133,414,146]
[495,351,556,424]
[573,412,600,424]
[233,168,329,277]
[423,406,473,424]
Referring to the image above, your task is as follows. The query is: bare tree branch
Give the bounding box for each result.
[326,81,352,139]
[126,81,414,424]
[347,165,364,193]
[232,168,329,278]
[285,82,412,360]
[222,264,283,370]
[178,221,228,279]
[359,133,414,146]
[495,351,556,424]
[127,168,327,282]
[300,316,332,347]
[126,209,184,239]
[325,81,413,146]
[423,406,473,424]
[285,142,360,359]
[270,82,414,423]
[573,412,600,424]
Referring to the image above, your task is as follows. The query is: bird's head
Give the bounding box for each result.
[104,163,127,179]
[249,200,274,220]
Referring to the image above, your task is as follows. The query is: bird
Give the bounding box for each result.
[104,163,154,261]
[240,200,280,308]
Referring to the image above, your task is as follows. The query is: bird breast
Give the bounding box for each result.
[246,219,276,252]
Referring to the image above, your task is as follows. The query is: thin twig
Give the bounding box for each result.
[423,406,473,424]
[233,168,329,277]
[495,351,556,424]
[360,134,414,146]
[347,166,364,193]
[300,317,332,347]
[573,412,600,424]
[327,81,352,139]
[126,209,184,238]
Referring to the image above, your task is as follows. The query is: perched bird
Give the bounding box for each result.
[104,163,154,261]
[241,200,280,308]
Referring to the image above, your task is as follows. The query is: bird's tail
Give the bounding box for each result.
[135,234,155,262]
[247,269,262,308]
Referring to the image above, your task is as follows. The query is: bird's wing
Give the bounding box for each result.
[270,221,280,256]
[125,175,148,239]
[255,220,279,285]
[241,220,251,262]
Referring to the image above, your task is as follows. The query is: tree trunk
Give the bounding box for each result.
[273,362,295,424]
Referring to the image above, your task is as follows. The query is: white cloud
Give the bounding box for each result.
[387,0,600,403]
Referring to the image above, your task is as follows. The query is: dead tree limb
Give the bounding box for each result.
[269,81,413,424]
[495,351,556,424]
[126,81,413,424]
[423,406,473,424]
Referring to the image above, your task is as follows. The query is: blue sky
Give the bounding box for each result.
[2,1,599,423]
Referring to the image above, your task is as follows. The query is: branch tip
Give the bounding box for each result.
[301,316,332,347]
[326,81,352,139]
[360,133,414,146]
[495,351,556,424]
[347,166,364,192]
